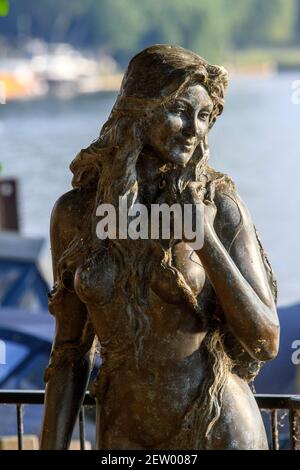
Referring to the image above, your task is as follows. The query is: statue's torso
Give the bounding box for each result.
[74,238,211,447]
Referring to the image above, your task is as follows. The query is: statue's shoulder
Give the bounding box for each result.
[50,188,95,247]
[204,165,236,196]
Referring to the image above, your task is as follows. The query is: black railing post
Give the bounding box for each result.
[289,397,300,451]
[271,409,279,450]
[79,407,86,450]
[16,404,24,450]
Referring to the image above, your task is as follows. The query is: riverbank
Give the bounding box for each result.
[1,43,300,103]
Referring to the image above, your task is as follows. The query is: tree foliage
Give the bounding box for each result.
[0,0,299,63]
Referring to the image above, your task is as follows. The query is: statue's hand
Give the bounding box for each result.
[180,182,217,231]
[179,182,205,205]
[160,178,217,248]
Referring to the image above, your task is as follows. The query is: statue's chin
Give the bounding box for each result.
[167,150,193,167]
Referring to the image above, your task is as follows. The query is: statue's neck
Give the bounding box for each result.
[136,147,169,204]
[137,146,171,179]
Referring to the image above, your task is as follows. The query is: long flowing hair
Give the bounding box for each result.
[49,45,274,448]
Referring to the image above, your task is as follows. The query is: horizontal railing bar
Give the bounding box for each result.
[255,394,298,410]
[0,391,299,410]
[0,390,45,404]
[0,390,96,405]
[289,397,300,411]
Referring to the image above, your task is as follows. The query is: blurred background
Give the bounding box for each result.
[0,0,300,449]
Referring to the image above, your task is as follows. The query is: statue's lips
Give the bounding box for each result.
[175,139,196,150]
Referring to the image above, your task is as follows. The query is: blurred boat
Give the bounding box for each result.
[0,65,47,102]
[0,42,121,102]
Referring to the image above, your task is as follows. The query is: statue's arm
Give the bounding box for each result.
[40,191,95,450]
[197,191,279,362]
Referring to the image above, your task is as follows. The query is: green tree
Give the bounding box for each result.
[139,0,232,62]
[228,0,298,47]
[0,0,9,16]
[1,0,299,63]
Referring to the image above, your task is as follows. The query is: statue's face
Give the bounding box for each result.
[147,83,213,166]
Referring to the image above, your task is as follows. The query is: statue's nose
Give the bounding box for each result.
[182,115,198,137]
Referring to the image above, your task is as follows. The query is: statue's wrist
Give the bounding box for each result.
[196,223,220,258]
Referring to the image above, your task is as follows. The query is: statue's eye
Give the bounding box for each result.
[198,111,210,121]
[171,105,186,114]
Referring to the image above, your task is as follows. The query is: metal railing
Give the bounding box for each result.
[0,391,299,450]
[255,395,300,450]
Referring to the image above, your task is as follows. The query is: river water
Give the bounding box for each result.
[0,73,299,306]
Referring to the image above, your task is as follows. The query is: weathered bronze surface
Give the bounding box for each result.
[40,45,279,450]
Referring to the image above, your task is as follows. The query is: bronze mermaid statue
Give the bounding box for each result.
[40,45,279,450]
